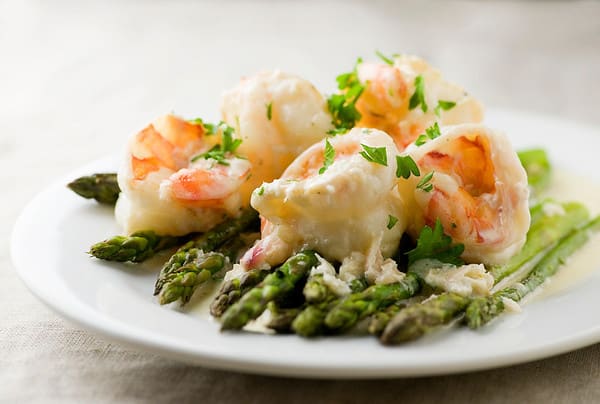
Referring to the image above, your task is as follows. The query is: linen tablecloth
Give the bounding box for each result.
[3,1,600,402]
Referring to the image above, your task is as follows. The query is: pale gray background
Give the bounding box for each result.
[2,0,600,402]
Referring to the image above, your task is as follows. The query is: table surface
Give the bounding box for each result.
[3,0,600,402]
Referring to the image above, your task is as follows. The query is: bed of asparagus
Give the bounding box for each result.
[68,149,600,345]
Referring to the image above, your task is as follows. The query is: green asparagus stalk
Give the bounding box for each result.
[89,231,183,263]
[154,208,259,295]
[210,268,270,317]
[303,274,331,304]
[490,201,589,283]
[380,293,470,344]
[157,232,259,306]
[367,296,425,336]
[466,215,600,329]
[221,251,319,330]
[264,302,303,333]
[291,277,369,337]
[517,148,551,195]
[324,273,421,332]
[158,252,226,305]
[67,173,120,205]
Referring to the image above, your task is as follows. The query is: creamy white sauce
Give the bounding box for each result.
[526,168,600,300]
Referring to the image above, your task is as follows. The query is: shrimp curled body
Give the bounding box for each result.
[116,114,251,236]
[399,123,530,265]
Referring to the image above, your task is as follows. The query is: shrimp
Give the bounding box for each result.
[220,70,333,199]
[399,123,530,265]
[355,55,484,150]
[241,128,407,284]
[115,114,251,235]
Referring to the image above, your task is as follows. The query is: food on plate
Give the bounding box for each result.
[68,52,600,346]
[337,53,484,149]
[221,70,332,198]
[67,173,120,205]
[399,123,531,265]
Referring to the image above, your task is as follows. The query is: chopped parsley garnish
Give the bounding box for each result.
[434,100,456,117]
[188,117,217,135]
[191,121,242,166]
[319,139,336,174]
[375,50,394,66]
[359,144,388,166]
[327,58,365,134]
[416,171,434,192]
[266,102,273,121]
[395,155,420,179]
[405,218,465,266]
[415,122,442,146]
[387,215,399,229]
[257,186,265,196]
[408,75,427,113]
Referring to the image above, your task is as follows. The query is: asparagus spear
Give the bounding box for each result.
[157,232,259,306]
[367,296,425,336]
[158,252,226,305]
[89,231,183,263]
[490,201,589,283]
[154,208,259,295]
[210,268,270,317]
[324,273,421,332]
[264,302,303,333]
[380,293,470,344]
[517,148,551,195]
[67,173,120,205]
[221,251,319,331]
[466,215,600,329]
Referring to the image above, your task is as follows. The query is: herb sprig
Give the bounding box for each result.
[359,144,388,166]
[415,122,442,146]
[408,75,427,113]
[327,58,365,135]
[319,139,336,174]
[434,100,456,117]
[191,121,243,166]
[396,155,420,179]
[406,218,465,266]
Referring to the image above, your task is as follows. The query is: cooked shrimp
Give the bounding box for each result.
[115,114,251,235]
[399,123,530,265]
[355,55,484,149]
[241,128,407,283]
[220,70,333,199]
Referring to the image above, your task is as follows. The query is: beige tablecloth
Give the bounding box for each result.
[3,1,600,402]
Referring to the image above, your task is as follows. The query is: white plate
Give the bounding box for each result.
[11,109,600,379]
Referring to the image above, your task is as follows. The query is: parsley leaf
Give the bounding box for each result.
[415,122,441,146]
[191,121,243,166]
[395,155,420,179]
[408,75,428,113]
[434,100,456,117]
[416,171,434,192]
[405,218,465,266]
[375,50,394,66]
[327,58,365,134]
[319,139,336,174]
[257,186,265,196]
[387,215,399,229]
[266,102,273,120]
[359,144,388,166]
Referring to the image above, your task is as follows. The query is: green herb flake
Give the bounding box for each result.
[375,50,394,66]
[257,186,265,196]
[319,139,336,174]
[406,218,465,266]
[327,58,365,134]
[415,122,441,146]
[434,100,456,117]
[191,121,243,165]
[395,155,421,179]
[359,144,388,166]
[266,102,273,121]
[416,171,434,192]
[387,215,399,229]
[408,75,428,113]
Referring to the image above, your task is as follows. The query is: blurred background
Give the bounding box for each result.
[2,1,600,402]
